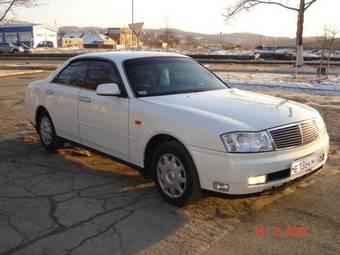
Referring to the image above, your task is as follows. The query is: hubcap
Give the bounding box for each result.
[40,116,53,145]
[157,153,187,198]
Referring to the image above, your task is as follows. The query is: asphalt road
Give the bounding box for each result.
[0,73,339,255]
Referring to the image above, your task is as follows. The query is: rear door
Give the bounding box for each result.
[78,60,130,161]
[47,60,89,142]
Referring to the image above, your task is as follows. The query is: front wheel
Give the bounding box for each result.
[38,111,63,151]
[152,141,202,206]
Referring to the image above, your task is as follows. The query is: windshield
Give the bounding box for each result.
[124,57,228,97]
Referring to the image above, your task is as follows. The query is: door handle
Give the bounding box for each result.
[79,96,91,103]
[46,89,54,94]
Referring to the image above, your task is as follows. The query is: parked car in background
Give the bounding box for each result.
[0,42,24,54]
[37,41,54,48]
[12,42,32,54]
[25,52,329,206]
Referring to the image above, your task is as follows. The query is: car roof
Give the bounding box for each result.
[73,51,190,63]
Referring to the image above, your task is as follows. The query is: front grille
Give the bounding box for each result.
[269,119,320,150]
[300,119,319,144]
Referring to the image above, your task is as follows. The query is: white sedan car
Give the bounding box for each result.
[25,52,329,206]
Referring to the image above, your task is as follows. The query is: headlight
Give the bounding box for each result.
[316,115,327,135]
[221,131,273,153]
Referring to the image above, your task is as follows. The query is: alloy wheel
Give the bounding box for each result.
[157,153,187,198]
[40,116,53,145]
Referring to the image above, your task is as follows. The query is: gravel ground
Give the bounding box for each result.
[0,72,339,255]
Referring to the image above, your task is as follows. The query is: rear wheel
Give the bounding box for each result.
[38,110,63,151]
[152,141,202,206]
[12,49,18,54]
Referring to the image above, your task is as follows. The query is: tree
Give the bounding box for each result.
[158,27,179,49]
[224,0,318,67]
[318,25,339,78]
[186,35,198,47]
[0,0,39,23]
[158,18,179,50]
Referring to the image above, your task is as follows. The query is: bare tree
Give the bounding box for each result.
[0,0,39,23]
[159,28,179,49]
[159,17,179,50]
[318,25,339,78]
[224,0,318,67]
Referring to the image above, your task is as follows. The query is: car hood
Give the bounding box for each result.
[139,88,318,131]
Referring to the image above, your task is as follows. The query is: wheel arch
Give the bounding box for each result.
[35,105,49,128]
[143,133,194,179]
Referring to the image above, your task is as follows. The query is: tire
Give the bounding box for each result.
[37,110,63,151]
[12,49,18,54]
[151,141,202,206]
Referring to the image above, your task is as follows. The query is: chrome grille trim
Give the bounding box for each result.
[301,119,319,145]
[268,119,320,150]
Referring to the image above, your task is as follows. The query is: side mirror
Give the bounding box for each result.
[96,83,121,96]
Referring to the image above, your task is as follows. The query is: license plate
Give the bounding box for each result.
[291,152,324,176]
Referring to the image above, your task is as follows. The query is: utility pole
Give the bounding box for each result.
[132,0,134,24]
[220,32,223,48]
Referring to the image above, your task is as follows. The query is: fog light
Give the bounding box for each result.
[248,175,267,186]
[213,182,229,192]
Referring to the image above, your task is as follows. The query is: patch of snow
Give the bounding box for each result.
[215,50,255,56]
[216,71,340,95]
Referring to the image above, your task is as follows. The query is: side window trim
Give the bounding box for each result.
[52,57,127,97]
[52,61,72,84]
[83,58,127,97]
[52,60,89,87]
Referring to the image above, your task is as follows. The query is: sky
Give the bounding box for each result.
[11,0,340,37]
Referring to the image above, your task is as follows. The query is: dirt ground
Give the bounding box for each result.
[0,72,339,255]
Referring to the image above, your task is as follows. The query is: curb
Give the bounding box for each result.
[0,70,46,78]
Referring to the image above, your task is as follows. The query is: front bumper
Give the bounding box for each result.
[188,132,329,195]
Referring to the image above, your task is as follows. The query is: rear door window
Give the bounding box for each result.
[54,61,88,88]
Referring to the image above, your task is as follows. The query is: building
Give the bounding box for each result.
[106,28,120,42]
[107,27,139,49]
[61,32,83,48]
[83,34,116,49]
[0,24,57,48]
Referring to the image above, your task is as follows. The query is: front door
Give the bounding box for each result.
[78,60,130,161]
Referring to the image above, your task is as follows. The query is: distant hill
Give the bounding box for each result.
[13,23,339,50]
[141,29,340,49]
[304,37,340,50]
[59,26,107,35]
